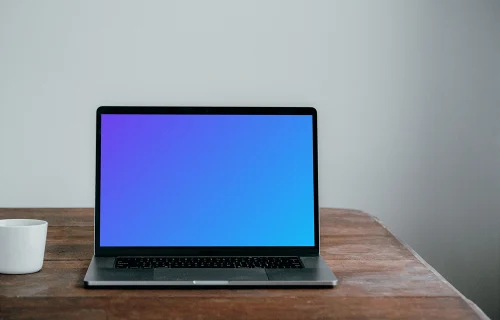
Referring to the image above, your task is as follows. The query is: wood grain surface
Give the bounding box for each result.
[0,208,488,320]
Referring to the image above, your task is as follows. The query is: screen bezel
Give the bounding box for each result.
[95,106,319,257]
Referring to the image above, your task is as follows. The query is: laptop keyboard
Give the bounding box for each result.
[115,257,304,269]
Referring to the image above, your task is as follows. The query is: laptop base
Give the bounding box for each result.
[84,256,337,287]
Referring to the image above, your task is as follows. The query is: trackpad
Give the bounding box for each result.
[154,268,268,281]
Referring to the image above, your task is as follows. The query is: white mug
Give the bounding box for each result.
[0,219,48,274]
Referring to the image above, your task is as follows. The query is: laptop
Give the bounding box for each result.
[84,106,337,287]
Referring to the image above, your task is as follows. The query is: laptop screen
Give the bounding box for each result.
[99,114,315,247]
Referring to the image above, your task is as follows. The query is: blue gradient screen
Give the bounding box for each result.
[100,114,315,247]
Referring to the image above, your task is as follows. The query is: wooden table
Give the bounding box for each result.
[0,208,488,320]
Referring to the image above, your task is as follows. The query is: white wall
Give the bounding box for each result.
[1,0,499,318]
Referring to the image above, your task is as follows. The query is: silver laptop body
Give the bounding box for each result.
[84,106,337,287]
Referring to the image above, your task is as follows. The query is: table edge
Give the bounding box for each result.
[371,215,490,320]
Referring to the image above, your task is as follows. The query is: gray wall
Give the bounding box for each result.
[1,0,499,318]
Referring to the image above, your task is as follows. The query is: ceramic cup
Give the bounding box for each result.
[0,219,48,274]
